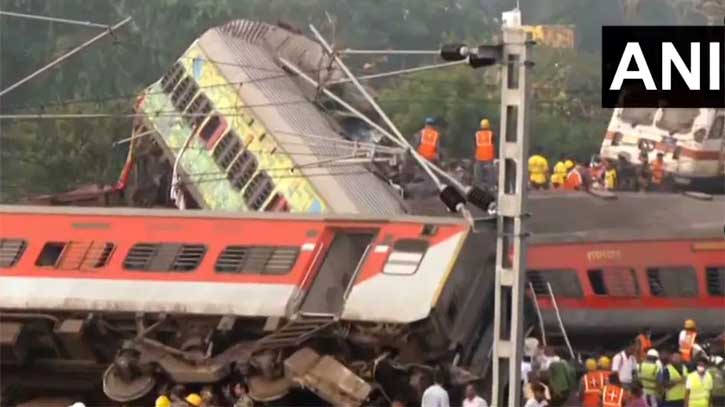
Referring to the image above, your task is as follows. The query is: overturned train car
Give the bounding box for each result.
[0,206,497,405]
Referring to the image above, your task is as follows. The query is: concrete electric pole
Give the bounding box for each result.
[442,19,533,407]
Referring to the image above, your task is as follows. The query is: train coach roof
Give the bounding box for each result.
[191,20,406,216]
[526,191,725,244]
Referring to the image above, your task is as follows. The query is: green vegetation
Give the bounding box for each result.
[0,0,705,201]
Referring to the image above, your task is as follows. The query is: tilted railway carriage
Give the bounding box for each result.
[0,206,498,404]
[1,193,723,403]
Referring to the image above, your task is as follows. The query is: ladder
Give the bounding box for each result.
[545,282,575,360]
[254,313,336,351]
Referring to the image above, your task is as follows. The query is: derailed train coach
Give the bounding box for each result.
[0,205,498,405]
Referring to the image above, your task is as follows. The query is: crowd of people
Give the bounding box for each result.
[412,117,670,193]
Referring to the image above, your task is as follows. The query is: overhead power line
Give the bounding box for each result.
[0,10,113,29]
[0,16,132,98]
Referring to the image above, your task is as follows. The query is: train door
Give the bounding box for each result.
[298,230,376,315]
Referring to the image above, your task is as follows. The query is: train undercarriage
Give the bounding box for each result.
[1,310,492,406]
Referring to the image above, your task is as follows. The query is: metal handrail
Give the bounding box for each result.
[546,282,574,360]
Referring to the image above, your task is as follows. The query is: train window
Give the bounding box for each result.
[526,269,582,298]
[708,117,724,140]
[227,151,258,191]
[161,62,184,94]
[587,268,639,297]
[0,239,27,268]
[213,131,242,171]
[198,115,226,145]
[264,193,290,212]
[706,266,725,296]
[215,246,299,275]
[646,266,698,297]
[124,243,206,272]
[36,242,67,267]
[383,239,428,275]
[243,170,274,210]
[185,93,212,129]
[56,242,115,269]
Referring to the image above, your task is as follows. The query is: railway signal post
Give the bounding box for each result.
[443,23,533,406]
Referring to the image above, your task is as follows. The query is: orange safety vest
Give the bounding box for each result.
[602,384,625,407]
[417,128,440,161]
[680,330,697,362]
[582,372,605,407]
[475,130,495,162]
[652,159,665,184]
[636,334,653,361]
[564,168,582,190]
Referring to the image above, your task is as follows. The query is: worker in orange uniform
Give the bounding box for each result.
[651,152,665,190]
[528,149,549,189]
[680,319,698,368]
[635,328,654,362]
[601,373,627,407]
[415,117,441,163]
[580,358,605,407]
[564,162,584,190]
[473,118,496,187]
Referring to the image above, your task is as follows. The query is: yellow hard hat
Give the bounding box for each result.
[684,319,696,329]
[565,160,574,170]
[155,395,171,407]
[185,393,202,407]
[480,118,490,129]
[598,356,611,370]
[585,358,598,371]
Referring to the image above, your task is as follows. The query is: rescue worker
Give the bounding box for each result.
[663,353,688,407]
[637,152,652,192]
[155,395,172,407]
[605,159,618,190]
[639,349,662,407]
[684,359,713,407]
[602,373,627,407]
[651,152,665,190]
[473,118,496,187]
[708,357,725,407]
[679,319,698,367]
[581,358,606,407]
[635,328,654,362]
[551,156,568,189]
[590,155,606,189]
[616,153,637,191]
[612,346,638,391]
[564,161,584,190]
[528,149,550,190]
[415,117,441,163]
[599,356,613,374]
[185,393,203,407]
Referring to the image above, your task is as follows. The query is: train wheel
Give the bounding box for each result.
[102,363,156,402]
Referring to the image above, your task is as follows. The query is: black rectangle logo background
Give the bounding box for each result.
[602,26,725,108]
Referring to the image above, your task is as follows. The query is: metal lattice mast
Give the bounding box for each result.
[491,26,532,407]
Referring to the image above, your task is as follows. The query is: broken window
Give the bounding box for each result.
[587,268,639,297]
[198,114,227,147]
[655,108,700,135]
[243,170,274,210]
[527,269,582,298]
[706,266,725,296]
[647,266,698,297]
[0,239,26,268]
[227,150,258,191]
[383,239,428,275]
[215,246,299,275]
[124,243,206,272]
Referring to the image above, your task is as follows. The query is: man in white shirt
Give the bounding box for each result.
[524,383,549,407]
[612,345,638,390]
[421,373,450,407]
[461,384,487,407]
